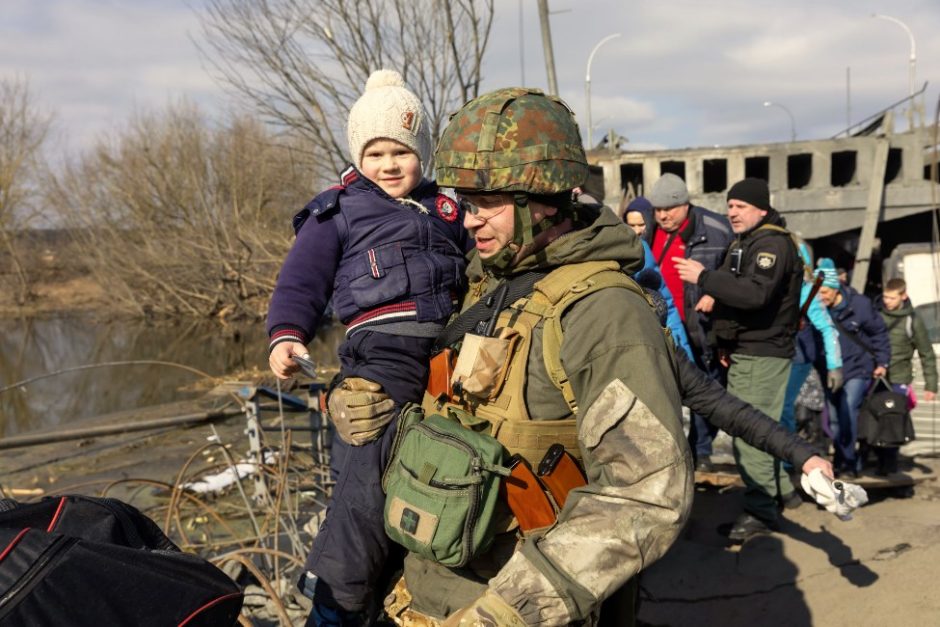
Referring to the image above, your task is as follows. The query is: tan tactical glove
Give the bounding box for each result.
[442,590,527,627]
[327,377,396,446]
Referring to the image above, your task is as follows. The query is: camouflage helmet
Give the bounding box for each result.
[435,87,588,194]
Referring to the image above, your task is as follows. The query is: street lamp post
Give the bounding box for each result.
[585,33,621,148]
[763,101,797,142]
[872,13,916,127]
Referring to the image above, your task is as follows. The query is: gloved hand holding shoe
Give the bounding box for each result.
[826,367,844,393]
[442,590,527,627]
[800,468,868,521]
[327,377,396,446]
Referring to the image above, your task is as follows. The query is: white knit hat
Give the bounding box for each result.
[346,69,432,171]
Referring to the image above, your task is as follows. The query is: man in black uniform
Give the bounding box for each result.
[674,178,803,542]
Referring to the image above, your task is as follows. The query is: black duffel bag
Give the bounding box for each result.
[858,378,916,447]
[0,495,243,626]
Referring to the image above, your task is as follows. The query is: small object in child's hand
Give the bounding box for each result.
[292,354,318,379]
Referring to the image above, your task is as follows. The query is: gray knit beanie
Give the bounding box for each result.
[346,69,432,171]
[648,173,690,208]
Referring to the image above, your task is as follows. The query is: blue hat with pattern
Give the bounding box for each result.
[816,257,840,288]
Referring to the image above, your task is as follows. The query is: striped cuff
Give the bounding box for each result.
[269,327,308,353]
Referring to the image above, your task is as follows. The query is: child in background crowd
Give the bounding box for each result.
[267,69,467,626]
[876,278,937,476]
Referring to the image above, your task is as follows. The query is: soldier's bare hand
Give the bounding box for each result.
[801,455,834,479]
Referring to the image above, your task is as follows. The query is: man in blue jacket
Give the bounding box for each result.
[816,258,890,477]
[644,174,733,470]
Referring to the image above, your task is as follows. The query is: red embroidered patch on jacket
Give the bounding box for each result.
[436,195,458,222]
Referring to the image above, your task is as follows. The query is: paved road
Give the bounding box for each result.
[638,457,940,626]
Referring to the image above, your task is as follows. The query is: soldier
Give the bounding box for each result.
[674,178,803,542]
[379,88,693,625]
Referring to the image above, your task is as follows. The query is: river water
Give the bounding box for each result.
[0,315,345,437]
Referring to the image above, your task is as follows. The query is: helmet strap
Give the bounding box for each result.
[481,193,567,274]
[481,193,531,274]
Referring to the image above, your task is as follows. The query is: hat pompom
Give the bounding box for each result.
[365,69,405,91]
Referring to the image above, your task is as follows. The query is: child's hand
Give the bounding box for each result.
[269,342,307,379]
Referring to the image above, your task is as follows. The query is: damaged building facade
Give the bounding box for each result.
[589,112,940,295]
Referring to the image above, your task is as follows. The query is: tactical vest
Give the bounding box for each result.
[391,261,658,626]
[423,260,656,465]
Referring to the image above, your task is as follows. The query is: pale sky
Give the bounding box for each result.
[3,0,939,155]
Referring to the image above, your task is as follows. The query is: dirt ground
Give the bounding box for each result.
[638,458,940,627]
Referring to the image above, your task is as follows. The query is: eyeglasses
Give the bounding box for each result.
[457,195,511,221]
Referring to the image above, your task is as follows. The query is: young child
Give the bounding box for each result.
[876,278,938,475]
[267,69,467,625]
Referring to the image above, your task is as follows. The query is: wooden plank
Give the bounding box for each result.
[694,470,744,488]
[694,467,936,490]
[850,470,937,489]
[2,487,45,497]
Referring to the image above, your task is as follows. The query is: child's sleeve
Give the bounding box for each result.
[266,215,342,350]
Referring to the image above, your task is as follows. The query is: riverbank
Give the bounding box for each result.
[0,384,326,625]
[0,271,107,317]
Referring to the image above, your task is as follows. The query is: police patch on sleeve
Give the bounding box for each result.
[755,251,777,276]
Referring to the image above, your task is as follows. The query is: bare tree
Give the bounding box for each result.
[197,0,494,181]
[0,78,51,305]
[49,102,310,319]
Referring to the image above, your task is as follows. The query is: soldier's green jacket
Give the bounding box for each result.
[404,207,693,626]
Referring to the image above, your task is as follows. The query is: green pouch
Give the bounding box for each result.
[383,406,510,568]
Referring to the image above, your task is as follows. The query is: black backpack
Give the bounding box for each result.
[0,495,243,626]
[858,379,916,447]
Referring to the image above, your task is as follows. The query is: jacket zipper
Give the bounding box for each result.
[382,408,422,491]
[0,535,77,618]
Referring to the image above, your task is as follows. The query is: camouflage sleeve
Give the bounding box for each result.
[489,288,693,626]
